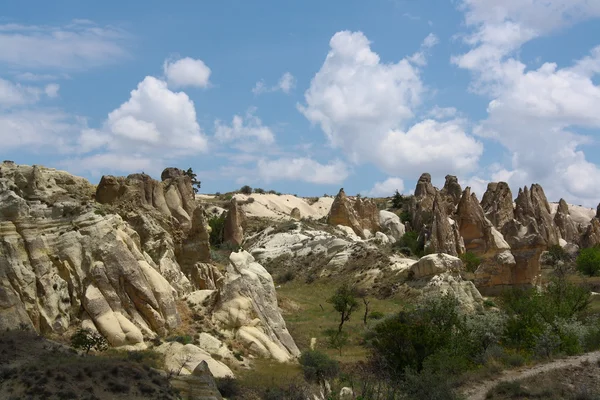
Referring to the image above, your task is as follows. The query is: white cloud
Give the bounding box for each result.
[99,76,208,154]
[214,108,275,151]
[14,72,69,81]
[0,78,59,107]
[428,106,458,119]
[0,109,85,151]
[252,72,296,94]
[0,20,128,69]
[299,30,482,177]
[367,177,405,197]
[454,0,600,206]
[163,57,211,89]
[256,158,349,184]
[422,33,439,48]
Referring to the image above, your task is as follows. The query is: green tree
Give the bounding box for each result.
[299,350,339,384]
[240,185,253,195]
[208,215,226,246]
[324,329,349,356]
[328,284,359,334]
[392,189,404,209]
[184,168,201,194]
[577,246,600,276]
[70,328,108,354]
[460,251,482,273]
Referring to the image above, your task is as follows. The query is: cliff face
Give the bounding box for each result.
[0,162,297,363]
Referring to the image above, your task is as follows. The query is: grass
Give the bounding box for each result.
[277,278,405,363]
[235,358,303,394]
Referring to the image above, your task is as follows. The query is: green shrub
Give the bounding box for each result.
[489,380,529,397]
[240,185,253,195]
[299,350,339,384]
[166,335,192,345]
[400,210,412,224]
[460,251,482,273]
[276,270,295,284]
[208,215,226,246]
[577,246,600,276]
[394,231,423,257]
[254,188,265,194]
[368,311,385,320]
[70,328,108,354]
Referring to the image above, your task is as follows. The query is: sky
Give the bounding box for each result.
[2,0,600,207]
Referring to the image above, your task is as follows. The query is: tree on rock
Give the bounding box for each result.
[392,189,404,209]
[70,328,108,354]
[184,167,201,194]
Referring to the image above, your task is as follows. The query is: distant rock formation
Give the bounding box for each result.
[440,174,462,209]
[411,173,437,231]
[427,193,465,256]
[223,198,246,247]
[327,189,380,238]
[481,182,514,230]
[290,207,301,221]
[582,209,600,248]
[554,199,580,244]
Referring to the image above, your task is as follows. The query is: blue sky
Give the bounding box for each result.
[2,0,600,206]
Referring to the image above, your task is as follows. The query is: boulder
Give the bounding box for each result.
[423,273,484,313]
[223,198,246,247]
[170,360,223,400]
[410,253,462,279]
[156,342,233,378]
[327,189,380,238]
[481,182,514,230]
[554,199,580,244]
[290,207,301,221]
[379,210,405,239]
[213,251,300,361]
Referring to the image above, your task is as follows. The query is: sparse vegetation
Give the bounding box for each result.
[70,328,108,354]
[184,167,201,194]
[461,251,482,272]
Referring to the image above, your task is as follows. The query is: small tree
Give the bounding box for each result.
[328,284,359,334]
[577,246,600,276]
[240,185,253,195]
[325,329,349,356]
[184,168,202,194]
[392,189,404,209]
[70,328,108,354]
[299,350,339,384]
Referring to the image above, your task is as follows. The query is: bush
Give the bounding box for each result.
[70,328,108,354]
[166,335,192,345]
[460,251,482,273]
[208,215,226,246]
[299,350,339,383]
[368,311,385,320]
[577,246,600,276]
[254,188,265,194]
[393,231,423,257]
[215,377,241,398]
[240,185,253,195]
[400,210,412,224]
[276,270,295,284]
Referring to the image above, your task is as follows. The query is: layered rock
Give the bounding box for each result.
[554,199,580,244]
[0,163,181,344]
[223,198,246,247]
[327,189,380,238]
[427,193,464,256]
[481,182,514,230]
[212,251,300,362]
[455,187,516,291]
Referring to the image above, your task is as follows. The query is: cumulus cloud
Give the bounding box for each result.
[256,158,349,184]
[252,72,296,94]
[366,177,405,197]
[163,57,211,89]
[214,108,275,151]
[0,20,128,69]
[0,78,60,107]
[299,30,482,177]
[454,0,600,206]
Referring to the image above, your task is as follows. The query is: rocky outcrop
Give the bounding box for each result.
[411,173,437,231]
[440,175,462,209]
[157,342,233,378]
[379,210,405,239]
[427,193,464,256]
[582,218,600,248]
[327,189,380,238]
[554,199,580,244]
[290,207,301,221]
[212,251,300,362]
[170,361,224,400]
[514,185,560,246]
[223,198,246,247]
[481,182,514,230]
[0,163,182,345]
[410,253,462,279]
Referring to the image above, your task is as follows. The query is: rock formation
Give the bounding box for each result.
[0,162,299,364]
[170,361,224,400]
[481,182,514,230]
[554,199,580,244]
[582,216,600,248]
[514,184,560,246]
[379,210,405,239]
[411,173,436,231]
[440,174,462,210]
[223,198,246,247]
[327,189,380,238]
[212,251,300,362]
[290,207,301,221]
[427,193,465,256]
